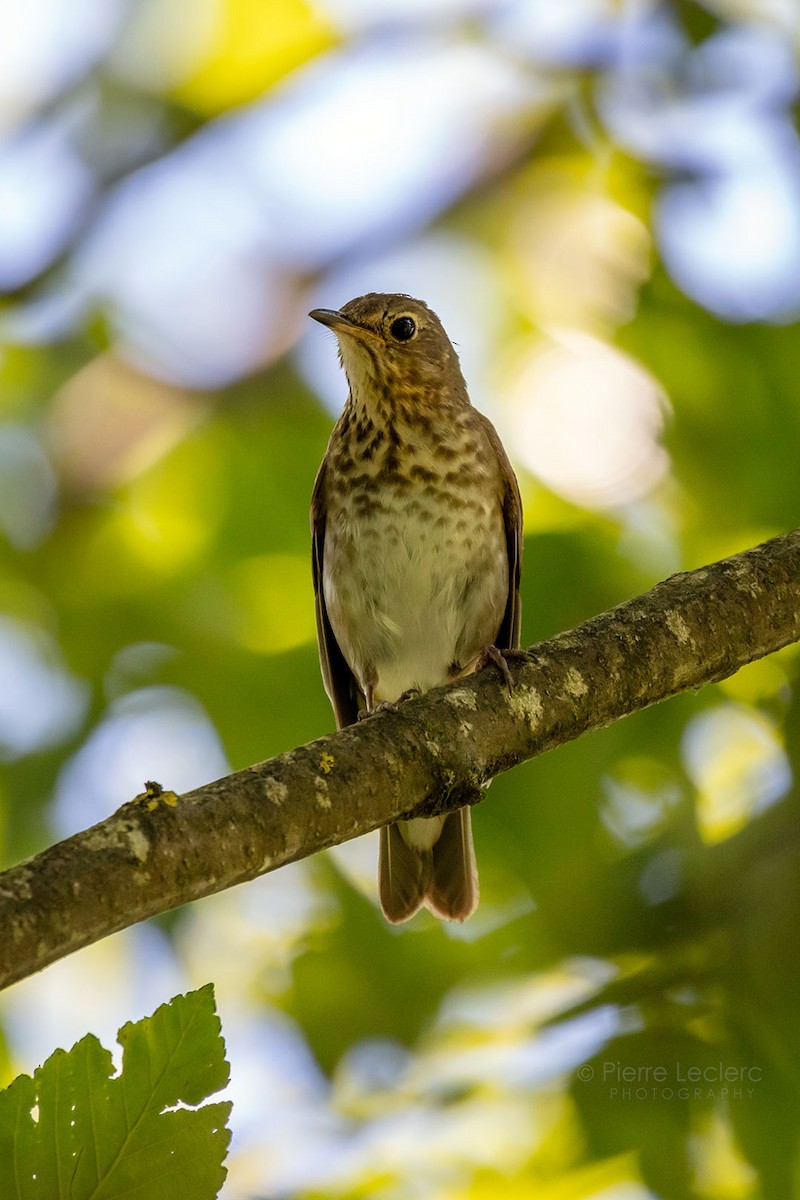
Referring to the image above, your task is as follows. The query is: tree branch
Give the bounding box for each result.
[3,530,799,991]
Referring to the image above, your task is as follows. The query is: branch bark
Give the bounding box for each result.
[3,530,799,991]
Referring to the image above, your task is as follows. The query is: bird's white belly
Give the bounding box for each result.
[324,493,507,704]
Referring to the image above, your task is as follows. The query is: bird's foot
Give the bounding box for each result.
[476,645,528,694]
[357,687,422,721]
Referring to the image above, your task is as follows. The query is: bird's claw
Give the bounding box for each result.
[357,687,422,720]
[477,645,527,694]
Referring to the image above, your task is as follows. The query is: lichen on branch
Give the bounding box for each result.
[1,529,799,991]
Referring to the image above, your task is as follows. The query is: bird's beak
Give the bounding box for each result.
[309,308,356,331]
[309,309,374,339]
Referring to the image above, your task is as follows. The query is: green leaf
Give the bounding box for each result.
[0,984,231,1200]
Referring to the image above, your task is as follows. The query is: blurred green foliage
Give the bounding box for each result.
[0,985,231,1199]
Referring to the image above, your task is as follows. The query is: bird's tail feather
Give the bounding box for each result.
[379,809,478,924]
[427,808,479,920]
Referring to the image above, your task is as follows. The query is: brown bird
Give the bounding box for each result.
[309,293,522,923]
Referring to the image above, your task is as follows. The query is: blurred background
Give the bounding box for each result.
[2,0,800,1196]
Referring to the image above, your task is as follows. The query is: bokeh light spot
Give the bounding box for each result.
[0,424,57,548]
[682,704,791,844]
[0,619,88,761]
[232,554,317,654]
[52,686,230,836]
[502,331,670,510]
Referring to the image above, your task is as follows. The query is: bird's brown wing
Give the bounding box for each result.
[477,413,523,651]
[310,459,361,729]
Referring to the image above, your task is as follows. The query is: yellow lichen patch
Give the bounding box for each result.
[320,752,335,775]
[136,780,179,810]
[135,780,163,804]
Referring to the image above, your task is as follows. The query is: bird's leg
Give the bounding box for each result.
[475,645,528,694]
[357,687,422,721]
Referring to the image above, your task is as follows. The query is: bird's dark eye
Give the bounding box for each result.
[389,316,416,342]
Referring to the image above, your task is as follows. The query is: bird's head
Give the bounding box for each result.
[310,293,469,411]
